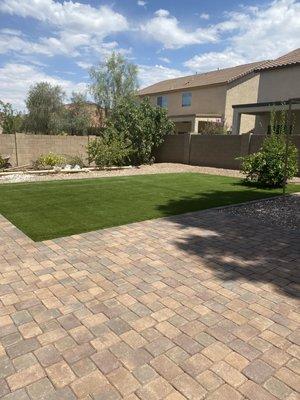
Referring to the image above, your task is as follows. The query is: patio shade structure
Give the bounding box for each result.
[283,98,300,194]
[231,99,300,135]
[232,98,300,194]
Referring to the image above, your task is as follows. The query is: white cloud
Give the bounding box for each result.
[158,57,171,64]
[154,9,170,18]
[0,28,22,35]
[137,1,147,6]
[185,0,300,72]
[200,13,210,20]
[0,1,128,36]
[184,51,246,72]
[228,0,300,60]
[142,9,218,49]
[76,61,93,70]
[0,33,54,56]
[0,0,129,58]
[0,63,86,110]
[138,64,186,88]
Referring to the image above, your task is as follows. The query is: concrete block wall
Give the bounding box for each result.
[189,134,243,169]
[154,134,188,164]
[1,132,300,172]
[0,134,17,165]
[0,133,92,167]
[156,133,300,171]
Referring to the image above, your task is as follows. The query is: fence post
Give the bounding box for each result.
[240,133,252,156]
[14,132,19,167]
[183,133,192,164]
[87,135,90,166]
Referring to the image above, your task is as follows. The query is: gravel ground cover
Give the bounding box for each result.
[224,193,300,230]
[0,163,244,184]
[1,163,299,184]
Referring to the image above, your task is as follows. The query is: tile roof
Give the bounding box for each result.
[138,61,265,95]
[255,48,300,71]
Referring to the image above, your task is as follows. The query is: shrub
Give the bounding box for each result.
[34,152,66,169]
[87,135,129,168]
[0,155,6,169]
[108,96,174,165]
[240,134,298,188]
[199,121,228,135]
[65,155,85,168]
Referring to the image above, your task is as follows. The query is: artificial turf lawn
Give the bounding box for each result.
[0,172,298,241]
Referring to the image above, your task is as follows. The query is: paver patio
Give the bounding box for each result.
[0,205,299,399]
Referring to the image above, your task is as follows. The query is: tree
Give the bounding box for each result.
[108,96,174,165]
[62,92,92,136]
[89,52,138,118]
[25,82,65,134]
[0,101,23,134]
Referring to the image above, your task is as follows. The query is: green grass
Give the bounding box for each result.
[0,173,298,241]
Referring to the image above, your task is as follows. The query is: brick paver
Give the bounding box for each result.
[0,206,299,399]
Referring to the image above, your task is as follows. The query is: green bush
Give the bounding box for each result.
[108,96,174,165]
[65,155,85,168]
[87,135,129,168]
[0,155,6,169]
[240,134,298,188]
[34,152,66,169]
[200,121,228,135]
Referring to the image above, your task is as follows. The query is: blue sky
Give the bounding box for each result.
[0,0,300,109]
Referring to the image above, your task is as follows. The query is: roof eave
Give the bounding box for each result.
[254,61,300,73]
[138,81,228,96]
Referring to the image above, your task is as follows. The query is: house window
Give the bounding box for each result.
[157,95,168,108]
[182,92,192,107]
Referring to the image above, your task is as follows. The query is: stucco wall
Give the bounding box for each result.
[0,134,16,165]
[146,84,227,118]
[155,133,300,172]
[0,133,91,166]
[154,134,189,163]
[189,135,242,169]
[225,73,260,133]
[257,65,300,102]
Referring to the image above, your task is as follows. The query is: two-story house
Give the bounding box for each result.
[139,48,300,135]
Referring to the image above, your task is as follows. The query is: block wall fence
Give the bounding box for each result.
[1,132,300,171]
[0,133,94,167]
[155,133,300,171]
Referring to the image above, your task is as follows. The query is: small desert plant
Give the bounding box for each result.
[65,155,85,168]
[34,152,66,169]
[0,155,6,169]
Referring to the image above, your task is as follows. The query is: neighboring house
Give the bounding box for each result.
[139,48,300,135]
[229,49,300,135]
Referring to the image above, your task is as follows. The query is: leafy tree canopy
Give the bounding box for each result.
[0,100,23,134]
[107,96,174,165]
[25,82,65,134]
[61,92,92,136]
[89,52,139,116]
